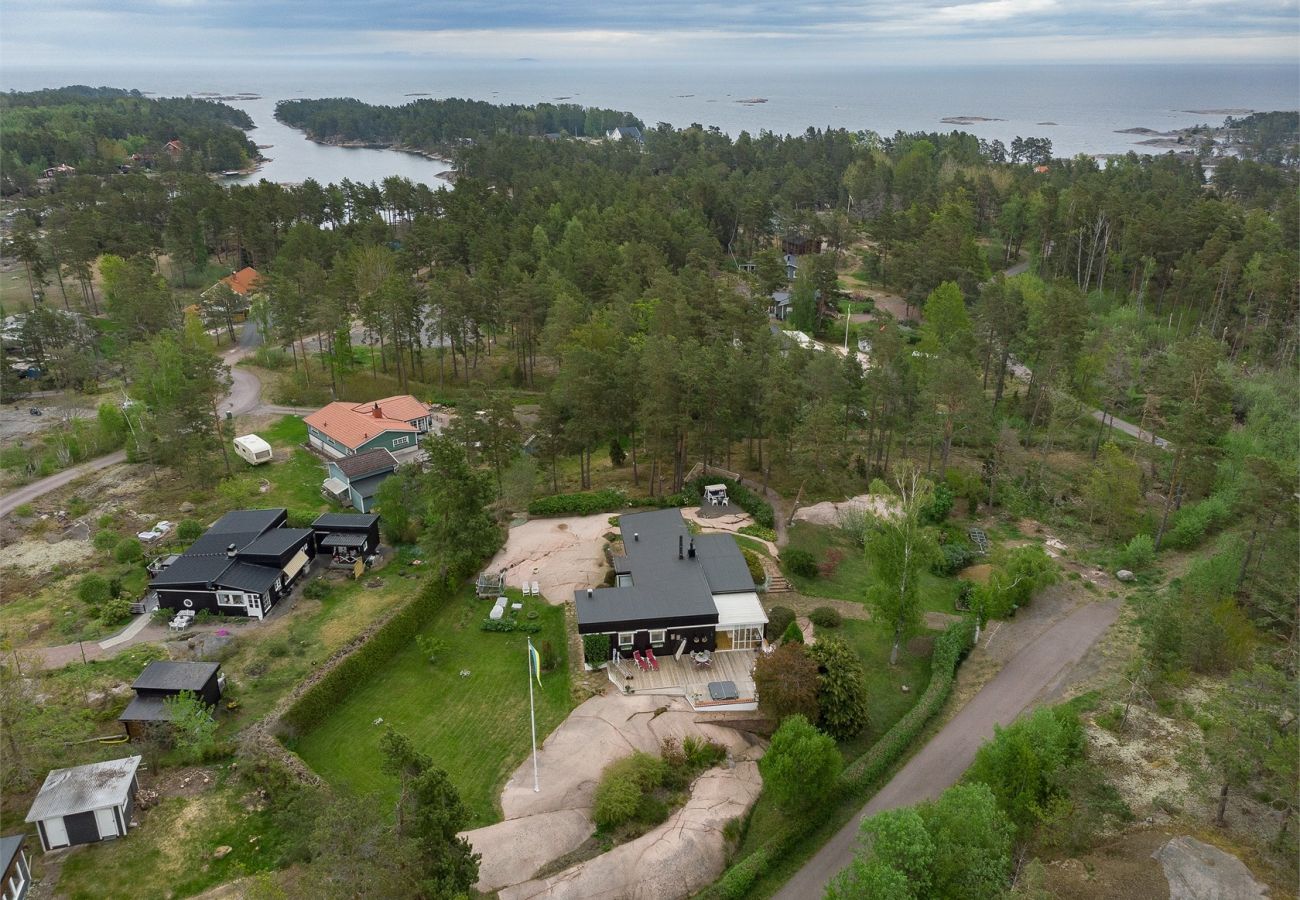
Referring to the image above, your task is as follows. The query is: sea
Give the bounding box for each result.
[2,62,1296,189]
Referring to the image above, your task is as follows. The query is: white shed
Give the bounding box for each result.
[24,756,142,852]
[233,434,273,465]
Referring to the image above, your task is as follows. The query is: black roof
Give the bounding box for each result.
[320,532,366,547]
[132,660,219,692]
[242,527,312,557]
[312,512,379,530]
[217,561,281,593]
[207,508,284,535]
[0,834,23,874]
[574,509,749,631]
[117,695,172,723]
[333,448,398,480]
[150,552,231,587]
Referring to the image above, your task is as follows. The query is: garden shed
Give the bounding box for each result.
[24,756,142,852]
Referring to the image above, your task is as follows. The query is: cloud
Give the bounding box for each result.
[0,0,1295,66]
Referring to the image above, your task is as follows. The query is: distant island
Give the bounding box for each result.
[941,116,1006,125]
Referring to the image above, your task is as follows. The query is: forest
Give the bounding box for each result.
[0,87,258,189]
[1,91,1297,898]
[274,96,644,149]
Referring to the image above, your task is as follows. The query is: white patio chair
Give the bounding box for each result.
[531,581,541,598]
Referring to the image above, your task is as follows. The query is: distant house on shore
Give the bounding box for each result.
[41,164,76,178]
[783,253,799,281]
[322,447,399,513]
[118,661,224,740]
[304,395,435,461]
[164,139,184,157]
[770,291,793,321]
[606,126,644,143]
[781,234,820,256]
[25,757,142,852]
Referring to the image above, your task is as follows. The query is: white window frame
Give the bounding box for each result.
[648,629,666,646]
[616,574,633,587]
[721,626,764,651]
[617,632,634,650]
[392,435,411,447]
[216,591,247,608]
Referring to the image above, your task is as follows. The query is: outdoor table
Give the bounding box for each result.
[707,681,739,701]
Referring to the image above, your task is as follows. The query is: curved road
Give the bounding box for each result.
[0,324,303,519]
[773,599,1122,899]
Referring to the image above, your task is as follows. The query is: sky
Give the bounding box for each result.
[1,0,1297,69]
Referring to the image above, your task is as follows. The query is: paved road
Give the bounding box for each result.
[773,599,1122,900]
[0,323,303,519]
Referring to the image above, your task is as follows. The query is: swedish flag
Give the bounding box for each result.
[528,639,543,687]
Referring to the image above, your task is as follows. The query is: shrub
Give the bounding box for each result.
[527,489,627,517]
[933,542,976,576]
[583,633,610,666]
[765,606,795,642]
[759,715,842,810]
[781,620,805,645]
[681,735,727,769]
[739,524,777,542]
[176,519,204,542]
[302,579,332,601]
[114,537,143,563]
[93,530,121,553]
[741,548,765,585]
[807,636,870,740]
[592,751,668,828]
[77,574,112,606]
[921,483,955,524]
[540,639,558,672]
[809,606,842,628]
[975,545,1055,619]
[1164,494,1232,550]
[754,643,820,723]
[783,548,817,579]
[12,503,35,517]
[252,346,288,369]
[98,597,134,627]
[415,634,448,664]
[712,849,770,900]
[1120,534,1155,571]
[285,509,317,529]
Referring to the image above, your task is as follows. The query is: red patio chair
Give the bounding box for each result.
[633,650,649,671]
[645,648,660,670]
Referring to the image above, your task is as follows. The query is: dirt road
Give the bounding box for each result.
[772,598,1121,899]
[0,449,129,518]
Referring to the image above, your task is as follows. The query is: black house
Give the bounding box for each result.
[574,509,767,660]
[149,509,313,620]
[311,512,381,565]
[118,661,223,740]
[24,757,141,852]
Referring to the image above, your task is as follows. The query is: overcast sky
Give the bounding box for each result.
[2,0,1297,68]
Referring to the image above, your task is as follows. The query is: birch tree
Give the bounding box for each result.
[865,465,940,665]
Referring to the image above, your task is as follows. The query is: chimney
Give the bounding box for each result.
[633,532,639,542]
[688,539,696,559]
[586,588,593,599]
[678,535,683,560]
[226,543,237,558]
[372,403,383,419]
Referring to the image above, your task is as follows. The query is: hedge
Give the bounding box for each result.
[528,489,628,517]
[280,580,455,735]
[701,616,975,897]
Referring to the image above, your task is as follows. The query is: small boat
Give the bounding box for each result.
[221,170,243,177]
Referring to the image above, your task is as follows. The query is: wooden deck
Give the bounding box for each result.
[609,649,758,708]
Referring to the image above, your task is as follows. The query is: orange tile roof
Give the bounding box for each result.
[220,267,262,297]
[350,395,429,422]
[304,399,419,450]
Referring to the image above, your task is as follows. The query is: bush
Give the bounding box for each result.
[967,706,1084,837]
[741,548,765,585]
[783,548,818,579]
[711,849,770,900]
[921,483,955,524]
[739,524,777,542]
[12,503,35,517]
[252,346,288,369]
[583,633,609,666]
[540,639,558,672]
[93,530,121,553]
[1120,534,1155,571]
[592,751,669,829]
[285,509,317,529]
[759,715,842,810]
[933,542,976,576]
[302,579,332,601]
[98,597,134,627]
[809,606,842,628]
[807,636,870,740]
[1164,494,1232,550]
[176,519,204,542]
[781,620,805,644]
[114,537,143,563]
[681,735,727,769]
[77,574,112,606]
[766,606,795,642]
[527,489,627,517]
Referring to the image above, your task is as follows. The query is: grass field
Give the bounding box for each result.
[293,590,574,827]
[783,522,962,614]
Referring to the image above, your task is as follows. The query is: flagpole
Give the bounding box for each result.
[527,636,540,793]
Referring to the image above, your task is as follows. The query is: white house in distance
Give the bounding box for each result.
[25,756,142,852]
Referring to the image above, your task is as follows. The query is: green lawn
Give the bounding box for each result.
[293,591,574,827]
[783,522,962,614]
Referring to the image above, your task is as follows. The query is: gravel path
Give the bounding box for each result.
[773,598,1122,899]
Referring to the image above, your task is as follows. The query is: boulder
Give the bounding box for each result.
[179,501,196,513]
[1116,569,1136,582]
[213,845,232,860]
